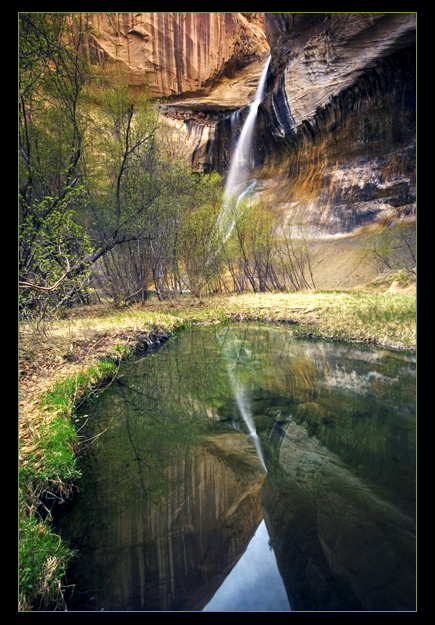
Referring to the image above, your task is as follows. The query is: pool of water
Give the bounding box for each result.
[59,324,416,611]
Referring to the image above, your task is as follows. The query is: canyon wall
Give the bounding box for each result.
[88,13,416,236]
[211,13,416,234]
[86,13,268,103]
[255,13,416,234]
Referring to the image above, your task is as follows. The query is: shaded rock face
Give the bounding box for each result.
[197,13,416,234]
[254,13,416,234]
[264,13,415,129]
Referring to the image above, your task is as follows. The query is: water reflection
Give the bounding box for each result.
[264,419,415,611]
[217,327,267,472]
[203,520,290,611]
[60,325,416,611]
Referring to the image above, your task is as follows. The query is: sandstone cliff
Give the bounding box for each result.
[209,13,416,235]
[87,13,416,237]
[86,12,268,102]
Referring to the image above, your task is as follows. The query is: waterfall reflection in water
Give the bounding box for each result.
[60,324,416,611]
[217,327,267,472]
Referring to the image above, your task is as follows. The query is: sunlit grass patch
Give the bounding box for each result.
[203,291,416,350]
[316,292,416,348]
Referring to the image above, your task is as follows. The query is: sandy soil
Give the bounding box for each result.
[309,233,379,290]
[309,231,415,293]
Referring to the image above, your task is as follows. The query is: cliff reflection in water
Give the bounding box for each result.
[61,325,416,611]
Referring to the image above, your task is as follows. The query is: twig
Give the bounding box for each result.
[78,426,109,450]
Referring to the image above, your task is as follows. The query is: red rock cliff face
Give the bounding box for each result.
[87,13,268,98]
[87,13,416,236]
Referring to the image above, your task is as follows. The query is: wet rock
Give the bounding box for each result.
[215,13,416,235]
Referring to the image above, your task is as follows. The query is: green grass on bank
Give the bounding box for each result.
[19,514,73,611]
[19,358,119,610]
[161,291,416,351]
[19,311,185,611]
[18,290,415,610]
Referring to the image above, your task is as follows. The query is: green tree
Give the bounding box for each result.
[19,13,95,316]
[86,75,206,302]
[19,14,197,313]
[177,173,224,297]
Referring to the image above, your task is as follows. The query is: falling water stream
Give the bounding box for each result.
[217,55,271,243]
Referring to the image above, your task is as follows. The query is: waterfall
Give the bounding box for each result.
[212,58,271,469]
[217,55,271,243]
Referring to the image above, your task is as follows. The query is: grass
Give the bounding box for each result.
[20,359,117,491]
[151,291,416,351]
[19,309,185,611]
[18,359,121,611]
[19,514,73,611]
[18,290,415,610]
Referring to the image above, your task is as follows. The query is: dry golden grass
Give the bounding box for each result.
[220,291,416,349]
[137,291,416,351]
